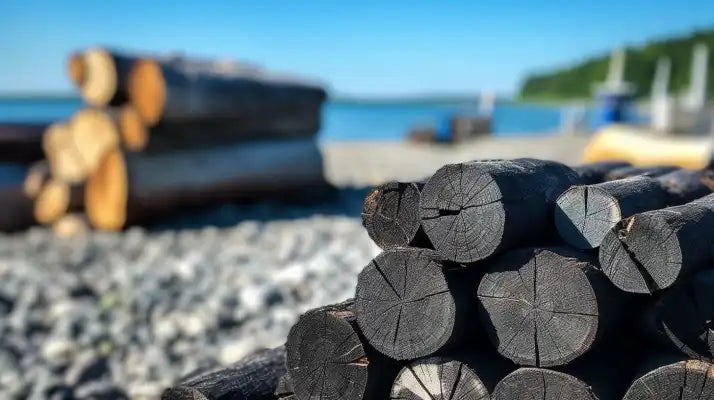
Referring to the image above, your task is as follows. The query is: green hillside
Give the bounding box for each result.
[519,29,714,101]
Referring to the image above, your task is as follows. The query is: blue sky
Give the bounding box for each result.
[1,0,713,97]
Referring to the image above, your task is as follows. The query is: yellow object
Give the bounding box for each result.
[583,124,712,169]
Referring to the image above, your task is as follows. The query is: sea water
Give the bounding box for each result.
[0,97,567,141]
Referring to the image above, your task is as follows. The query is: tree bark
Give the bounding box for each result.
[604,165,678,181]
[623,355,714,400]
[0,122,46,163]
[127,56,326,126]
[642,269,714,361]
[361,181,432,249]
[477,247,634,367]
[554,176,670,249]
[161,347,286,400]
[355,248,479,360]
[85,139,327,230]
[655,168,714,205]
[285,299,399,400]
[599,193,714,294]
[420,158,580,263]
[571,160,631,184]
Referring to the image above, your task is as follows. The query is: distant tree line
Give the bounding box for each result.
[519,29,714,100]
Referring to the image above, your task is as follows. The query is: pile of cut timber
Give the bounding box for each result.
[163,158,714,400]
[4,47,327,233]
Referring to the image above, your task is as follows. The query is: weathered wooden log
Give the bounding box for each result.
[0,122,46,163]
[603,165,678,181]
[493,368,598,400]
[361,181,432,249]
[655,168,714,204]
[127,56,326,126]
[161,347,286,400]
[42,122,89,183]
[52,213,89,238]
[274,374,295,400]
[555,176,670,249]
[355,248,478,360]
[0,164,34,231]
[23,161,50,199]
[33,179,82,225]
[599,193,714,294]
[477,247,633,367]
[285,299,399,400]
[85,139,327,230]
[390,347,512,400]
[71,48,139,106]
[420,158,580,263]
[69,108,121,175]
[642,270,714,361]
[117,104,321,153]
[622,356,714,400]
[572,160,631,184]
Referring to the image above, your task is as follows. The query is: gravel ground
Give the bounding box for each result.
[0,209,379,399]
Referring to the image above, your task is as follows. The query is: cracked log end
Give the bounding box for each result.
[80,47,119,107]
[390,358,489,400]
[420,163,505,263]
[361,182,422,249]
[600,214,681,294]
[477,248,599,367]
[492,368,598,400]
[355,248,456,360]
[623,360,714,399]
[555,185,621,250]
[286,310,368,400]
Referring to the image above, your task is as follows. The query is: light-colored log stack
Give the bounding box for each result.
[7,46,327,234]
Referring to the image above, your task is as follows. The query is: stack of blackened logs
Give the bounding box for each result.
[2,47,329,234]
[163,158,714,400]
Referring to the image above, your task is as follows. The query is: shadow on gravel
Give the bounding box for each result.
[144,187,372,231]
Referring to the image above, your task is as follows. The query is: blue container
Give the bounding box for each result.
[592,92,635,129]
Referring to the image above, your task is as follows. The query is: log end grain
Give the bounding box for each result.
[70,108,121,174]
[623,360,714,400]
[52,213,89,238]
[67,52,86,86]
[355,248,455,360]
[81,47,118,107]
[34,180,70,225]
[85,148,127,231]
[117,105,148,151]
[390,357,489,400]
[286,310,368,400]
[361,182,421,249]
[128,59,165,126]
[555,185,621,249]
[23,161,50,199]
[599,215,681,294]
[42,122,87,183]
[420,163,505,263]
[477,248,599,367]
[492,368,598,400]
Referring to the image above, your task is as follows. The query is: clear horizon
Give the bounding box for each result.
[2,1,714,97]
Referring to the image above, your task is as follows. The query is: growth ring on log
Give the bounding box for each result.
[356,248,455,360]
[286,311,368,400]
[361,182,421,249]
[623,360,714,399]
[81,48,119,106]
[390,358,489,400]
[420,163,505,263]
[555,185,621,249]
[478,248,599,367]
[85,148,128,231]
[492,368,597,400]
[128,59,166,126]
[600,215,681,294]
